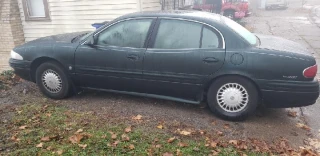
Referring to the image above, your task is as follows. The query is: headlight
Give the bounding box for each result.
[10,50,23,60]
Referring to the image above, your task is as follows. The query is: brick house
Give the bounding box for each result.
[0,0,186,71]
[0,0,24,71]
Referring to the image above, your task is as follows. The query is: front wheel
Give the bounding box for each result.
[36,61,71,99]
[207,76,259,121]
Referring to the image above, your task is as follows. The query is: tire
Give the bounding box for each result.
[36,61,71,99]
[223,10,235,19]
[207,76,259,121]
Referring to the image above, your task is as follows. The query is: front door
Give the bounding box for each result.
[74,18,155,93]
[143,19,226,100]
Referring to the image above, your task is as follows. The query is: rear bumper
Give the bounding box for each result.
[9,58,32,81]
[256,79,319,108]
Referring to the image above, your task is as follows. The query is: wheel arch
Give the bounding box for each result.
[204,74,262,100]
[30,57,65,82]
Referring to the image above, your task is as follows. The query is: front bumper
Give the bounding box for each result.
[9,58,32,81]
[256,79,319,108]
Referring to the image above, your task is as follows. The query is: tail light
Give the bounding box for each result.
[303,64,317,78]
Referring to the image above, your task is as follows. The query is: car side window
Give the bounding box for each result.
[201,26,222,49]
[96,19,152,48]
[153,19,202,49]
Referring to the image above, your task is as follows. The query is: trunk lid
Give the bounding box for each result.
[255,34,312,56]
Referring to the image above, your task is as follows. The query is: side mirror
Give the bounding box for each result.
[86,35,97,47]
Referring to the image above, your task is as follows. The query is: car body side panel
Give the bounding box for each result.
[13,43,77,74]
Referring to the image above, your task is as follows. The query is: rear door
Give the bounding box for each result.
[142,19,226,100]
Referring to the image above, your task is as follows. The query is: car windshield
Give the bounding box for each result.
[80,31,94,41]
[222,17,257,45]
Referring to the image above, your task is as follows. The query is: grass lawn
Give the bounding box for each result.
[1,104,268,156]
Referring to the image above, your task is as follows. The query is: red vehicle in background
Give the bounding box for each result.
[193,0,251,20]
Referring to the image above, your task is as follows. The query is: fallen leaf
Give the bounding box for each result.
[229,140,238,145]
[10,135,20,142]
[125,126,132,133]
[111,133,117,139]
[193,147,200,151]
[199,130,206,135]
[211,149,219,155]
[155,144,162,148]
[56,150,63,155]
[217,131,224,136]
[75,129,83,134]
[45,113,52,117]
[19,125,27,130]
[211,121,216,126]
[129,144,135,150]
[296,123,311,131]
[223,124,230,129]
[78,144,87,149]
[101,135,107,139]
[287,110,297,117]
[132,114,143,120]
[178,142,188,147]
[167,137,176,143]
[41,136,50,142]
[163,152,173,156]
[211,142,218,148]
[69,134,84,144]
[113,140,120,146]
[36,142,43,148]
[154,138,159,142]
[121,134,130,141]
[46,146,52,150]
[179,130,191,136]
[176,149,182,156]
[157,124,164,129]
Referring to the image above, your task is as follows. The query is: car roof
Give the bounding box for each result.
[116,10,224,24]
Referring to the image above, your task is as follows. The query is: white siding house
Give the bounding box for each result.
[18,0,163,42]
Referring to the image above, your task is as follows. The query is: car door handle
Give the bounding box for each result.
[203,57,219,63]
[127,55,139,61]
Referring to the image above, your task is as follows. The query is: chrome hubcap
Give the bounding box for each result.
[216,83,249,113]
[42,69,62,93]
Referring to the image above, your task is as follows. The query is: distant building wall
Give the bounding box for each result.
[0,0,25,71]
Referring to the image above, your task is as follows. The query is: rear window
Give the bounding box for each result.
[222,16,257,45]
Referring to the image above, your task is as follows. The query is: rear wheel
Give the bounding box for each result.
[207,76,259,121]
[36,61,71,99]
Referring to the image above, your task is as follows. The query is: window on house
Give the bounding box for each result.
[22,0,50,21]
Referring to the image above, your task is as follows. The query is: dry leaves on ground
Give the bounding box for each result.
[296,123,311,131]
[287,110,298,117]
[40,136,50,142]
[19,125,27,130]
[162,152,174,156]
[121,134,130,141]
[157,124,164,129]
[129,144,135,150]
[132,114,143,120]
[69,134,84,144]
[78,144,87,149]
[75,129,83,134]
[36,142,43,148]
[178,142,188,147]
[167,137,176,143]
[125,126,132,133]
